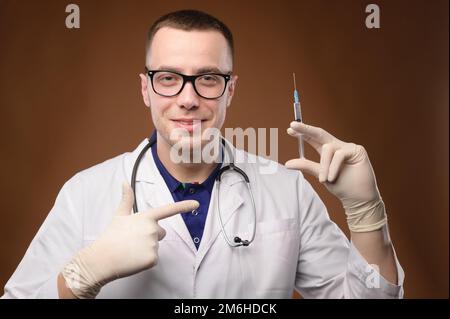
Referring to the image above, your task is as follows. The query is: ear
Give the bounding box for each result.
[139,73,151,108]
[226,75,238,108]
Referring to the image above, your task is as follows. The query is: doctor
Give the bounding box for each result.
[3,9,404,299]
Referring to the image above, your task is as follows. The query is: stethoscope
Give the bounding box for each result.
[130,132,257,247]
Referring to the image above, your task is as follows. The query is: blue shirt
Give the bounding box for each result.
[151,138,221,249]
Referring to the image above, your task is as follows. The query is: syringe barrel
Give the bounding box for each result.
[293,102,302,122]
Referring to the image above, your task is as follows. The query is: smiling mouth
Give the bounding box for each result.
[171,119,206,132]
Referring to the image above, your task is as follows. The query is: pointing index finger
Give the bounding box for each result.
[146,200,200,221]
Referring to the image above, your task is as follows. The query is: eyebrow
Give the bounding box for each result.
[155,65,230,74]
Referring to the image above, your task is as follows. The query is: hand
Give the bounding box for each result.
[285,121,386,232]
[62,182,199,298]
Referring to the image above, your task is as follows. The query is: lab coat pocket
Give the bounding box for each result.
[254,218,300,263]
[256,218,299,236]
[241,218,300,295]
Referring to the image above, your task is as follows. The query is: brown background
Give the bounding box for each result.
[0,0,448,298]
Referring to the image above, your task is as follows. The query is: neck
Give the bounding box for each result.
[156,135,220,183]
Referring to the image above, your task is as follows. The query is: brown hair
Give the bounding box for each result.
[146,9,234,63]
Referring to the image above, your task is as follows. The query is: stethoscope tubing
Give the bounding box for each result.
[130,132,256,247]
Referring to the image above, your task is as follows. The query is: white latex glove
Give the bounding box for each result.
[62,182,199,299]
[285,121,387,233]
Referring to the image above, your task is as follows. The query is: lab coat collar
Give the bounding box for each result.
[126,137,243,187]
[123,138,158,184]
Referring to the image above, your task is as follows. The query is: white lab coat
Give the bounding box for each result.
[2,139,404,298]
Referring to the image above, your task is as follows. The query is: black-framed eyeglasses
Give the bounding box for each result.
[145,67,232,100]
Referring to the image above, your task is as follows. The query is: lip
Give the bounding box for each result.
[172,118,203,122]
[171,119,206,132]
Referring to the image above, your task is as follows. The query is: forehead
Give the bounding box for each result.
[147,27,232,72]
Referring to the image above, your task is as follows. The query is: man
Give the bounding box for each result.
[2,9,403,299]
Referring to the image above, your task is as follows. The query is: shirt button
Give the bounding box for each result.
[193,237,200,244]
[189,188,196,194]
[192,209,199,216]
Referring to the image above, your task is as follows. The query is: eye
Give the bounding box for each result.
[197,74,220,86]
[155,72,180,85]
[159,75,175,82]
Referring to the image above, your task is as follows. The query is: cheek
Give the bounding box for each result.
[149,93,170,111]
[208,101,227,128]
[149,97,172,126]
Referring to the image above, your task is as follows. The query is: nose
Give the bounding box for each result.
[176,81,199,110]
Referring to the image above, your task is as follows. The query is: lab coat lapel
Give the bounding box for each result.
[125,138,247,259]
[196,140,247,262]
[196,168,245,264]
[143,182,197,254]
[127,141,197,254]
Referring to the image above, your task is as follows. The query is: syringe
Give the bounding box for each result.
[293,73,305,159]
